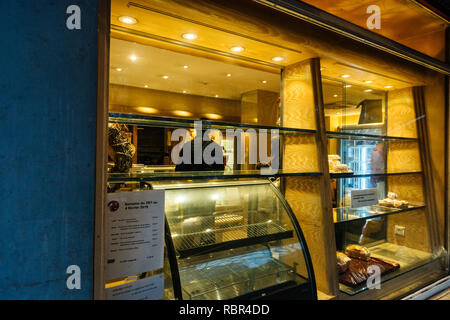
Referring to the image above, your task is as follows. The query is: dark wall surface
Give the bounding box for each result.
[0,0,98,299]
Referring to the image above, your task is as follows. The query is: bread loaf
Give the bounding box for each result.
[345,244,371,261]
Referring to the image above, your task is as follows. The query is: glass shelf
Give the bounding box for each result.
[179,250,306,300]
[107,169,323,182]
[170,216,294,259]
[330,171,423,179]
[333,203,426,224]
[327,131,418,142]
[339,242,435,296]
[110,112,316,135]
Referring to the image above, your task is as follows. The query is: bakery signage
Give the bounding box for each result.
[350,188,378,208]
[105,190,165,282]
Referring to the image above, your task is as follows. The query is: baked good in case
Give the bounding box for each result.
[337,252,351,273]
[345,244,371,261]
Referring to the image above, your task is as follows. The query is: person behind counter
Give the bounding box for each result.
[174,119,225,246]
[174,119,225,172]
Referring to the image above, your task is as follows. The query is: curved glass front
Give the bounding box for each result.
[152,179,313,300]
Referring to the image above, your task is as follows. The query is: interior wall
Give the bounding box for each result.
[109,84,241,122]
[423,75,446,248]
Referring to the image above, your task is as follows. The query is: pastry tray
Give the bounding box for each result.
[338,256,400,287]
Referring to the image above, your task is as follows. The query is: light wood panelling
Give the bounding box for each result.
[387,209,431,253]
[387,141,422,173]
[284,176,332,293]
[299,0,448,61]
[283,135,319,172]
[283,61,317,130]
[241,90,279,126]
[387,87,418,138]
[387,174,424,203]
[423,75,446,247]
[109,0,440,86]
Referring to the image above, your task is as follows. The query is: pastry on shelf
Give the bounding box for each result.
[328,155,353,174]
[345,244,371,261]
[337,252,351,273]
[378,192,409,209]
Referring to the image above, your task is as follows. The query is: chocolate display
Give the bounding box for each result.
[108,123,136,173]
[337,252,351,274]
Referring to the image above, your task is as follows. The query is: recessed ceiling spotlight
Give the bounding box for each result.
[144,85,148,88]
[162,75,169,79]
[173,110,193,117]
[215,94,219,98]
[130,55,137,62]
[230,46,245,53]
[115,67,122,72]
[272,56,284,62]
[341,74,351,78]
[226,73,232,77]
[364,80,373,84]
[261,80,267,84]
[384,85,393,89]
[182,90,187,94]
[345,84,352,88]
[119,16,137,25]
[204,113,222,120]
[364,89,373,92]
[183,65,189,69]
[333,94,338,98]
[182,33,197,40]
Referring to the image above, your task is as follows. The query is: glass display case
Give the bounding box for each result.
[107,178,317,300]
[152,179,316,300]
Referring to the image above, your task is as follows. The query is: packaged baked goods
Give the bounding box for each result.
[387,192,398,200]
[393,200,409,209]
[337,252,351,273]
[345,244,371,261]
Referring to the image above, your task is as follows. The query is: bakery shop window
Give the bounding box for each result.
[321,63,435,295]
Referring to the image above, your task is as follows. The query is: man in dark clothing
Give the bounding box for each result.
[175,120,225,172]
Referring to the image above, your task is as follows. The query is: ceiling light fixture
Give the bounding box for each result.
[226,73,232,77]
[162,75,169,79]
[341,74,351,78]
[173,110,193,117]
[130,55,137,62]
[261,80,267,84]
[333,94,338,98]
[115,67,122,72]
[272,56,284,62]
[364,89,373,92]
[345,85,352,88]
[183,65,189,69]
[182,33,197,40]
[230,46,245,53]
[364,80,373,84]
[118,16,137,25]
[384,85,393,89]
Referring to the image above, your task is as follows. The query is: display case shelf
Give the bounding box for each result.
[179,250,307,300]
[330,171,423,179]
[107,169,323,182]
[327,131,418,142]
[339,242,435,296]
[333,203,426,224]
[170,218,294,259]
[110,112,316,135]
